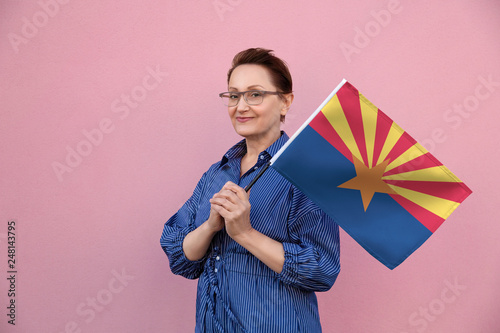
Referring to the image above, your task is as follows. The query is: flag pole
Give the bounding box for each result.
[244,161,271,192]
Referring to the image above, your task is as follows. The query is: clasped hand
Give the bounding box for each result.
[209,181,253,240]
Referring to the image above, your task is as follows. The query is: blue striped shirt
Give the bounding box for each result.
[160,132,341,333]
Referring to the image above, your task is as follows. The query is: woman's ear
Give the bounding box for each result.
[280,93,294,117]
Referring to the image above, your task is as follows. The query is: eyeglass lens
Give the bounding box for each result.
[223,91,264,106]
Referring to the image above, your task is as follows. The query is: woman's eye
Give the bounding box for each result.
[229,94,239,99]
[250,92,262,98]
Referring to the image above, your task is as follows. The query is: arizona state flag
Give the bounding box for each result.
[270,79,472,269]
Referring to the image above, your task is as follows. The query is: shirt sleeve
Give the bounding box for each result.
[160,172,208,280]
[278,200,341,292]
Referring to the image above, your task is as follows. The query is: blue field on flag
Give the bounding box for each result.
[272,125,433,269]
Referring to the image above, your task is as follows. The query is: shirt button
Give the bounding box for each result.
[214,268,218,273]
[254,166,258,170]
[216,256,220,261]
[260,155,265,160]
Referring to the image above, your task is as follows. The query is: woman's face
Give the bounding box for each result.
[227,64,291,142]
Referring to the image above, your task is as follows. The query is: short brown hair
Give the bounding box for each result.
[227,48,293,94]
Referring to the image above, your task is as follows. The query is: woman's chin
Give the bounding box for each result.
[233,125,256,138]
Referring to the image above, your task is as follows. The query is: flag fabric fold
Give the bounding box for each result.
[270,79,472,269]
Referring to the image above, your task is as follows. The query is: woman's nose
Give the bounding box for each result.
[236,97,250,111]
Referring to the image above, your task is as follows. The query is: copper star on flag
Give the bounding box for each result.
[338,157,395,211]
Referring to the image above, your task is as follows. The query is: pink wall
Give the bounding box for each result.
[1,1,499,332]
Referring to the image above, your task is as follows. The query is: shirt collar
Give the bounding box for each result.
[220,131,289,166]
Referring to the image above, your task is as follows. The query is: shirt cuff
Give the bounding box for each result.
[161,225,206,278]
[279,242,310,286]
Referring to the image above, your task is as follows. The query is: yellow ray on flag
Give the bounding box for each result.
[385,143,428,173]
[382,166,462,182]
[322,94,364,163]
[376,123,404,165]
[360,94,378,168]
[388,185,460,219]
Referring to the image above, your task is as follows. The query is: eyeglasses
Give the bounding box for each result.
[218,90,282,107]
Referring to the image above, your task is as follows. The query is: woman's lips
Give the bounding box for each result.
[236,117,253,123]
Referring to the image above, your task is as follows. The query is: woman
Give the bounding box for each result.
[160,48,341,332]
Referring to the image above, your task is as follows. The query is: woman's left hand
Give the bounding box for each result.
[210,181,253,241]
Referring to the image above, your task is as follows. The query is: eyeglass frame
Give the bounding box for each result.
[218,90,285,107]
